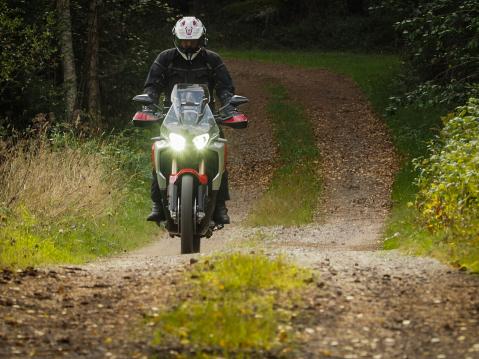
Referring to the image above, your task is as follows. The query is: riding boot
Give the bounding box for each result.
[213,170,230,224]
[147,202,164,222]
[147,169,165,222]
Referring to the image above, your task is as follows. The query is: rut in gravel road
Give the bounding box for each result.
[1,60,479,359]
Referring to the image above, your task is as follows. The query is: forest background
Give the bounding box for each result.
[2,0,477,129]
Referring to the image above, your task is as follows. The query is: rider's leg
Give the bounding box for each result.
[147,169,165,222]
[213,127,230,224]
[214,169,230,224]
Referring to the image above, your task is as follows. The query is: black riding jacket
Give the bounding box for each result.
[143,48,235,107]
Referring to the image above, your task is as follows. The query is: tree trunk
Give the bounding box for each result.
[57,0,77,120]
[86,0,101,122]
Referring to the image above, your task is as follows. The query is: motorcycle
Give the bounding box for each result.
[132,83,248,254]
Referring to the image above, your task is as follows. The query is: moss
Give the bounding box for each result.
[149,253,312,357]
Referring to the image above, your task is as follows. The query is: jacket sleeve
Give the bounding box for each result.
[143,51,170,102]
[208,52,235,105]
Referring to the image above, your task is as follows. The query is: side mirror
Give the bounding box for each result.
[229,95,248,107]
[132,94,154,104]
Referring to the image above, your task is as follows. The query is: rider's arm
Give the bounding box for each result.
[207,51,235,105]
[143,50,172,102]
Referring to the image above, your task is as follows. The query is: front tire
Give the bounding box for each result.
[180,175,196,254]
[193,235,200,253]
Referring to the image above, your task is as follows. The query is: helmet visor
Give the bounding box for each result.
[179,39,199,52]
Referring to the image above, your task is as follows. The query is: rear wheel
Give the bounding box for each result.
[180,175,197,254]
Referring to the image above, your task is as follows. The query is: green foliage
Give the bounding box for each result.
[415,98,479,237]
[0,0,62,123]
[87,0,177,125]
[385,98,479,272]
[150,253,311,356]
[0,2,55,84]
[373,0,479,106]
[246,84,321,226]
[0,0,176,130]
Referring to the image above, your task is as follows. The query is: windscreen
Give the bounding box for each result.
[161,83,219,139]
[171,84,210,125]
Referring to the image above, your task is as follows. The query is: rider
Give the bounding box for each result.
[143,16,236,225]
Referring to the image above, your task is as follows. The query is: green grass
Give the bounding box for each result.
[149,253,312,357]
[382,105,447,254]
[0,128,158,268]
[0,190,156,268]
[384,217,479,272]
[246,84,321,226]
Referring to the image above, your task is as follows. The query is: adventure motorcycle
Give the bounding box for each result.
[132,83,248,254]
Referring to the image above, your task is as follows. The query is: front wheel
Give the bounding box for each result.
[180,175,200,254]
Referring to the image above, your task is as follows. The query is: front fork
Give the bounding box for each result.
[197,160,207,221]
[168,158,208,223]
[168,158,178,220]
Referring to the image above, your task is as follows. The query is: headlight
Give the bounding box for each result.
[169,133,186,151]
[193,134,210,150]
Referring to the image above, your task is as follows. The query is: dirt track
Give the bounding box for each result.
[1,60,479,358]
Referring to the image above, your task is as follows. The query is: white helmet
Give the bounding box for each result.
[172,17,207,61]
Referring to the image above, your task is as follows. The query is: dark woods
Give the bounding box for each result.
[1,0,477,132]
[190,0,396,50]
[1,0,175,132]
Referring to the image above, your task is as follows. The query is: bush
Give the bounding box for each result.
[375,0,479,106]
[415,98,479,238]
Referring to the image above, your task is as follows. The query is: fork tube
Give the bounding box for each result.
[169,157,178,219]
[198,159,206,214]
[172,157,178,174]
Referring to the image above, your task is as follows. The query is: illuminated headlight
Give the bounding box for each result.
[169,133,186,151]
[193,134,210,150]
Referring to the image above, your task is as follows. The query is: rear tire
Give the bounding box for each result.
[180,175,195,254]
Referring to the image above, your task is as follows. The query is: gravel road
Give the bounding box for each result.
[0,60,478,359]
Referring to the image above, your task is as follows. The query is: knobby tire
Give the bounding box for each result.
[180,175,200,254]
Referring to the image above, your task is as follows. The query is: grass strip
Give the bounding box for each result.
[245,84,321,226]
[148,253,312,357]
